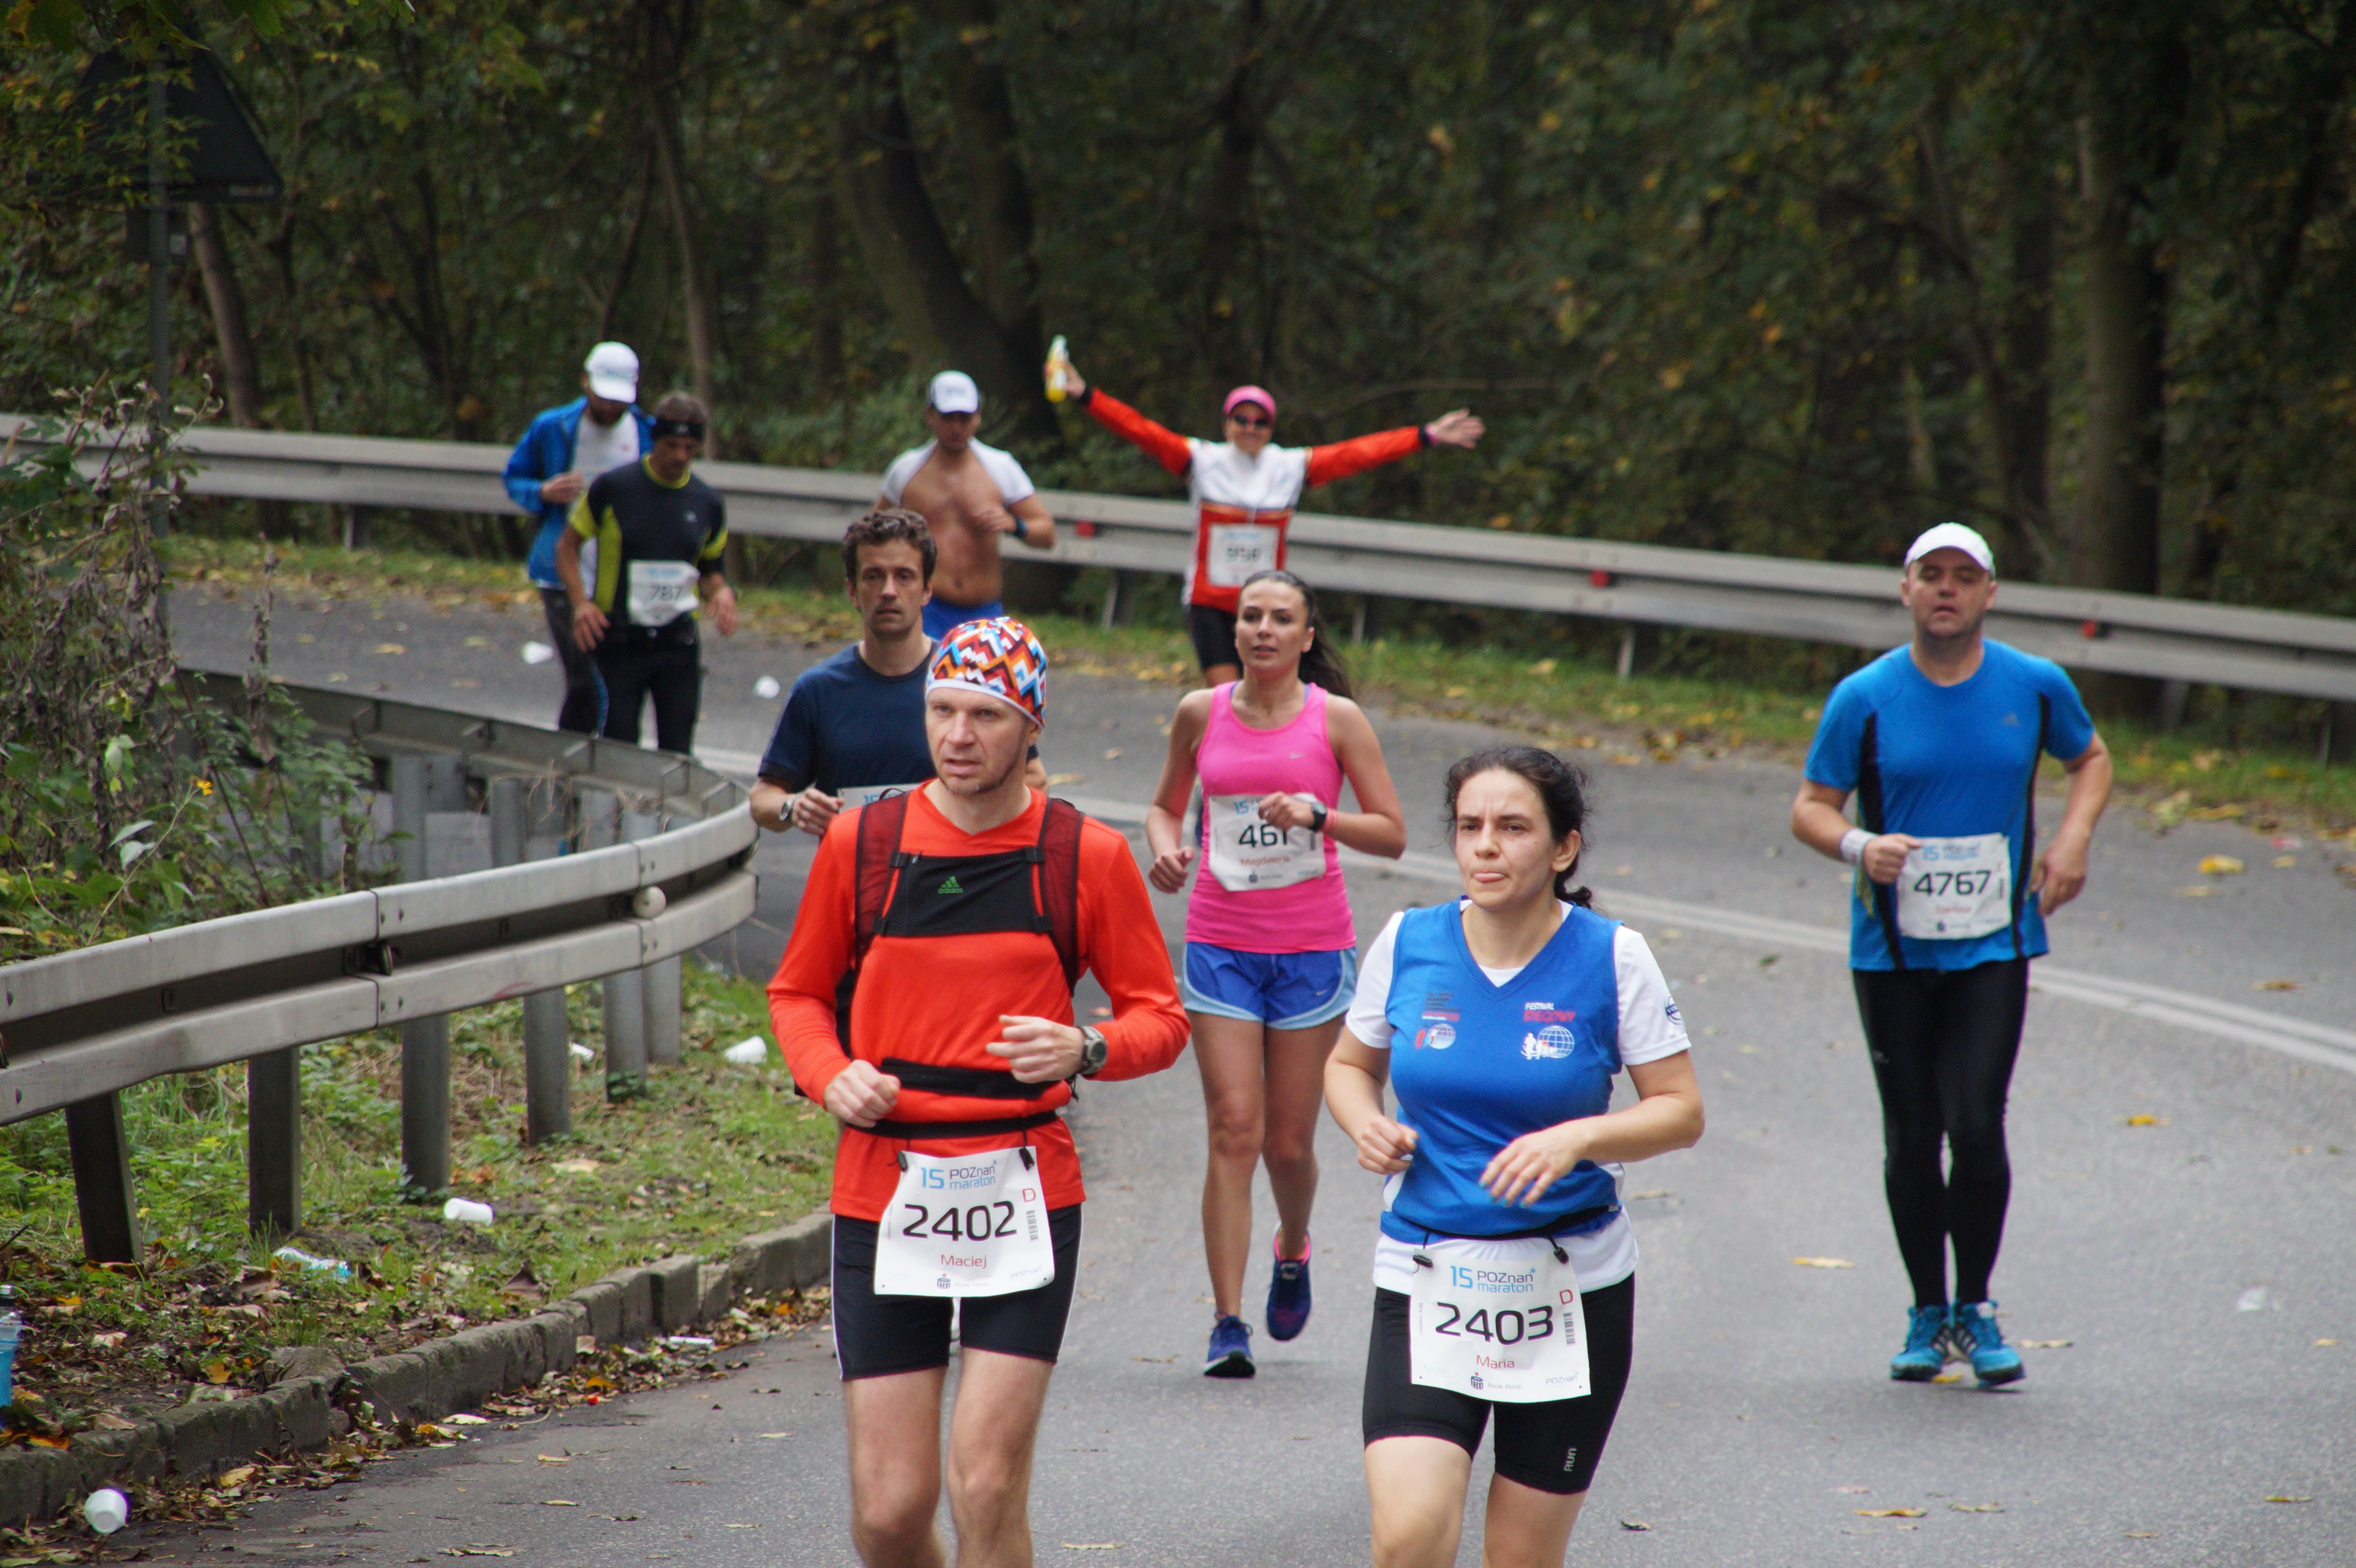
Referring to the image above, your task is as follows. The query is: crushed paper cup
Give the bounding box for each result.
[723,1036,771,1065]
[443,1198,495,1225]
[522,641,557,665]
[569,1041,596,1062]
[754,675,782,699]
[83,1488,129,1536]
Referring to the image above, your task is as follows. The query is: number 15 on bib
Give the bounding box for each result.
[874,1147,1057,1298]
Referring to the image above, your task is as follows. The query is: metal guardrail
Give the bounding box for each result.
[0,674,757,1259]
[7,414,2355,704]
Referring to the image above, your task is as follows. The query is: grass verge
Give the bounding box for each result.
[0,962,830,1447]
[164,534,2356,835]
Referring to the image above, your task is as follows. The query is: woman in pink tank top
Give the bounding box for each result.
[1144,570,1406,1378]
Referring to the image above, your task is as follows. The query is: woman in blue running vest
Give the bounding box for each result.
[1326,746,1703,1568]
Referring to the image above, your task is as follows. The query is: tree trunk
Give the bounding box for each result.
[810,189,845,405]
[1994,169,2056,578]
[2070,28,2188,718]
[938,0,1044,373]
[189,200,291,539]
[1196,0,1267,389]
[831,13,1056,443]
[641,0,719,428]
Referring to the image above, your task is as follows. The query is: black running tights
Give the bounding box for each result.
[1851,958,2029,1308]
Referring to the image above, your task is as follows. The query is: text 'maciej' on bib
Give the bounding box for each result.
[1408,1237,1590,1402]
[1204,792,1326,892]
[1894,831,2011,940]
[874,1147,1057,1298]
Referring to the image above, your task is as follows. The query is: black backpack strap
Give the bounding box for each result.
[2011,695,2050,960]
[833,792,915,1056]
[1855,711,1908,971]
[1038,797,1086,991]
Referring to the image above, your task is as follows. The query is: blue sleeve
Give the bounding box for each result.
[504,418,548,514]
[2039,662,2099,762]
[759,677,821,787]
[1802,677,1871,790]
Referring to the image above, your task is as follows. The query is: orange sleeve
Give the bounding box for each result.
[1304,425,1427,487]
[766,812,860,1101]
[1080,389,1194,477]
[1073,822,1189,1080]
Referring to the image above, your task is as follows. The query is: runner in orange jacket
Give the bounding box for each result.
[1058,359,1484,683]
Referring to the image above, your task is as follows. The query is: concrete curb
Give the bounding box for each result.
[0,1209,832,1526]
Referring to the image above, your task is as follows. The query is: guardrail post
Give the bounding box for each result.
[602,969,648,1100]
[2327,702,2355,768]
[491,777,573,1144]
[246,1048,300,1237]
[64,1093,144,1263]
[392,755,451,1195]
[623,810,684,1068]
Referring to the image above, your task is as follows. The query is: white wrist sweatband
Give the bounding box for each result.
[1839,828,1873,865]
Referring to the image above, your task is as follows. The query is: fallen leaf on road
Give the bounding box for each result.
[1629,1189,1673,1200]
[2176,886,2216,897]
[1792,1257,1855,1269]
[2254,978,2299,991]
[2315,1339,2339,1347]
[441,1549,515,1559]
[540,1500,577,1507]
[1618,1520,1650,1531]
[219,1465,257,1488]
[757,1433,792,1439]
[536,1454,571,1464]
[2198,855,2245,876]
[2125,1530,2159,1537]
[374,643,406,655]
[2271,856,2297,869]
[1856,1508,1925,1518]
[1949,1502,2003,1512]
[1102,748,1121,759]
[1131,1356,1173,1363]
[1061,1546,1119,1552]
[2264,1496,2314,1504]
[2020,1339,2072,1349]
[1931,1371,1962,1383]
[1047,773,1086,786]
[1833,1486,1871,1494]
[443,1413,491,1426]
[723,1523,759,1529]
[204,1359,232,1384]
[2187,802,2244,820]
[2126,1114,2169,1127]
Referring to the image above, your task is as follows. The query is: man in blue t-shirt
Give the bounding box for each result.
[1791,522,2112,1390]
[751,510,943,838]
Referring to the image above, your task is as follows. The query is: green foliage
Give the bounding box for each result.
[0,385,380,961]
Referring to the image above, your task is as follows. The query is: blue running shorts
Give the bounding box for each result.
[922,596,1007,640]
[1181,943,1358,1030]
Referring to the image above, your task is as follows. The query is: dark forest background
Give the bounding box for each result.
[6,0,2354,712]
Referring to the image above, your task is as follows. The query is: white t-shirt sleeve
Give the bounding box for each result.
[1614,926,1691,1067]
[973,441,1037,506]
[878,443,932,505]
[1345,911,1406,1049]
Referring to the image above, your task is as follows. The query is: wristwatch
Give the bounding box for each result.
[1309,799,1329,835]
[1077,1026,1109,1078]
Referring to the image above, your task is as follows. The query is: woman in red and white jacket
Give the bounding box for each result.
[1058,360,1484,683]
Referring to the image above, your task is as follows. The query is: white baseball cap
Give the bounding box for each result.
[928,370,982,415]
[584,342,640,402]
[1904,522,1994,575]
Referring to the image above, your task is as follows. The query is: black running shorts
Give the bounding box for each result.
[1187,604,1239,673]
[830,1206,1083,1381]
[1361,1275,1634,1496]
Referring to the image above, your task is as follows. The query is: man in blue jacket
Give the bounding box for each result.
[504,342,656,732]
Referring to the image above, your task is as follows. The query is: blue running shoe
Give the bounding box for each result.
[1204,1314,1255,1378]
[1948,1300,2024,1386]
[1889,1304,1950,1381]
[1266,1231,1313,1342]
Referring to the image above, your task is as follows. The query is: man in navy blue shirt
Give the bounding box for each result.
[1791,522,2112,1389]
[751,510,943,837]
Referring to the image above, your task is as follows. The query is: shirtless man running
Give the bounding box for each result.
[880,371,1057,639]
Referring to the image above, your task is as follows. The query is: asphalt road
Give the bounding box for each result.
[149,581,2356,1566]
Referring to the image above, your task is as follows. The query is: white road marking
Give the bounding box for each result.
[717,773,2356,1078]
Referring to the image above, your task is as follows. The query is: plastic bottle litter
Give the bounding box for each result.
[82,1488,129,1536]
[722,1035,771,1065]
[0,1286,20,1406]
[442,1198,496,1225]
[754,675,782,700]
[569,1041,597,1062]
[272,1246,354,1282]
[1044,335,1074,402]
[522,641,557,666]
